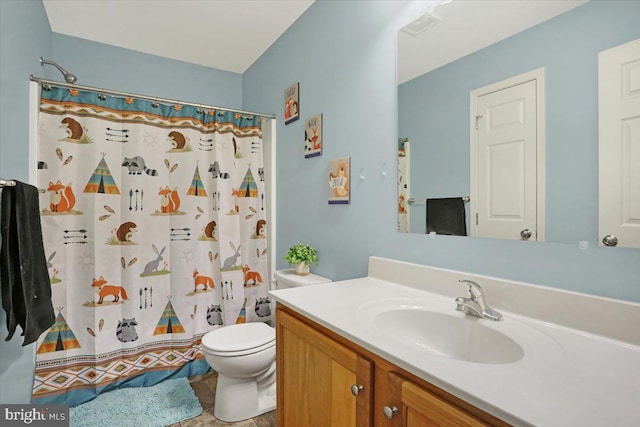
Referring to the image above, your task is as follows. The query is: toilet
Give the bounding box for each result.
[201,269,332,422]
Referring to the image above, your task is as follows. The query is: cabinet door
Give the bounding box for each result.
[276,308,373,427]
[383,373,489,427]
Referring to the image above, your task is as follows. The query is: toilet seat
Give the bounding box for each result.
[204,340,275,357]
[202,322,275,356]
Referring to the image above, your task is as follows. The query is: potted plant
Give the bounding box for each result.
[284,243,319,276]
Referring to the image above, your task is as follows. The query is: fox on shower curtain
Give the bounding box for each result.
[32,86,270,406]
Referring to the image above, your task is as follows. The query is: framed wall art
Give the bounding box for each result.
[328,157,350,205]
[284,83,299,125]
[304,113,322,158]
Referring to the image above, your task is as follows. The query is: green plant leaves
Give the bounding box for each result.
[284,243,319,266]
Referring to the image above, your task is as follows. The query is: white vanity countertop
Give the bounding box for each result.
[269,277,640,427]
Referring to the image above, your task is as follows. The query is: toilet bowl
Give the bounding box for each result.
[201,269,332,422]
[202,322,276,422]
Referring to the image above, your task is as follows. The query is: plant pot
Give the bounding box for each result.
[295,262,310,276]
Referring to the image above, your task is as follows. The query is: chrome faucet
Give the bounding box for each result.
[455,279,503,321]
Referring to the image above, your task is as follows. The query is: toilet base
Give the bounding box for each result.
[213,365,276,422]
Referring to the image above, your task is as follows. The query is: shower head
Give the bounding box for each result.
[40,57,77,84]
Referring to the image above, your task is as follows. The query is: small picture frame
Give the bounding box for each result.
[304,113,322,158]
[328,157,350,205]
[284,83,299,125]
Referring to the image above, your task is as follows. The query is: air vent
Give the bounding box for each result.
[400,13,442,37]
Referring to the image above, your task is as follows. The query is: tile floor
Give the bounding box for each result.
[168,371,276,427]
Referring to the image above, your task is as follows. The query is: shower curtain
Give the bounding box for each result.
[397,139,410,233]
[32,86,271,406]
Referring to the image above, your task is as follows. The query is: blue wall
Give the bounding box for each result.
[50,34,243,109]
[2,0,639,406]
[243,0,407,282]
[399,1,640,239]
[0,2,243,405]
[243,0,640,303]
[0,0,52,405]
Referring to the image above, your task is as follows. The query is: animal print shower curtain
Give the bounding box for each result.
[32,86,271,406]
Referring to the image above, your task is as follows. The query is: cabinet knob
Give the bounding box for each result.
[350,384,364,396]
[383,405,398,420]
[602,235,618,247]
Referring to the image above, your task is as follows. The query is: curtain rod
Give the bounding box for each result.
[29,75,276,119]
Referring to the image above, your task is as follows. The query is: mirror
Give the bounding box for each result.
[396,0,639,244]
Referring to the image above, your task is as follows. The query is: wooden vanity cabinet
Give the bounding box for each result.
[382,372,492,426]
[276,305,509,427]
[276,307,373,427]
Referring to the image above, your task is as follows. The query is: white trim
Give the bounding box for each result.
[27,81,41,402]
[469,67,546,241]
[263,119,277,289]
[29,82,40,186]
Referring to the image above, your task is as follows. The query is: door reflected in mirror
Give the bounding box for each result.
[396,0,640,245]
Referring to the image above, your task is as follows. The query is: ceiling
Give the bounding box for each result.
[398,0,587,84]
[42,0,586,80]
[42,0,315,74]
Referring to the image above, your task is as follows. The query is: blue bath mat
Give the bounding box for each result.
[70,377,202,427]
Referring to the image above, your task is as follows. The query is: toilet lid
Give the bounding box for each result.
[202,322,275,352]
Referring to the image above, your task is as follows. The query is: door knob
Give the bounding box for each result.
[520,229,532,239]
[350,384,364,396]
[602,235,618,247]
[383,406,398,420]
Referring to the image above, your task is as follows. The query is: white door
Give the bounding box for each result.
[472,73,542,241]
[599,38,640,248]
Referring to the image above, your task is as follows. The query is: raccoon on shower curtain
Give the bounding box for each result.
[32,86,271,406]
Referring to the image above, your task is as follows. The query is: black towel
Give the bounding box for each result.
[426,197,467,236]
[1,181,55,346]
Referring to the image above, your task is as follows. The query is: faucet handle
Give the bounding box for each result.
[458,279,483,300]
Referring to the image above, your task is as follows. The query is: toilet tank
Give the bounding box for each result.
[273,269,332,289]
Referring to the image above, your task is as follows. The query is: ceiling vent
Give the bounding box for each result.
[401,13,442,37]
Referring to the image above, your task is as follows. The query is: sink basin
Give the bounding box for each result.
[372,307,524,364]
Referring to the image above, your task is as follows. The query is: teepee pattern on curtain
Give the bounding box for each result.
[32,86,270,406]
[37,309,81,354]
